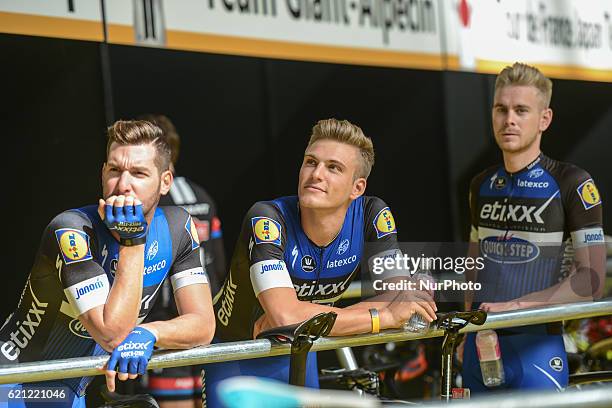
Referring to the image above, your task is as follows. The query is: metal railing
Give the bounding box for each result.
[407,384,612,408]
[0,299,610,385]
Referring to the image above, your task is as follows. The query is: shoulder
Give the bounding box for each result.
[159,205,191,223]
[542,156,595,188]
[245,200,286,221]
[362,196,391,214]
[470,164,499,192]
[47,208,95,232]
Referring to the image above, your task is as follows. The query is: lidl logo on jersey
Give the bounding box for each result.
[55,228,93,265]
[577,179,601,210]
[185,217,200,251]
[251,217,282,245]
[374,207,397,239]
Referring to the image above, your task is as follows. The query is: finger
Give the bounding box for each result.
[105,369,117,393]
[413,302,436,322]
[134,203,144,220]
[105,204,115,224]
[114,195,126,209]
[117,372,129,382]
[98,199,106,220]
[128,359,139,376]
[124,195,135,207]
[128,372,139,380]
[134,198,142,206]
[106,195,117,206]
[118,357,129,376]
[107,354,118,373]
[138,357,149,376]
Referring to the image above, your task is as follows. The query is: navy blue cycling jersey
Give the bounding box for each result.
[465,153,604,392]
[469,154,604,305]
[0,205,207,396]
[214,195,398,341]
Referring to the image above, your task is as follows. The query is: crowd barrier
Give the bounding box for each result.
[0,299,610,385]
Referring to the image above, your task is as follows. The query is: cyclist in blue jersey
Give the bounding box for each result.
[205,118,437,407]
[461,63,606,392]
[0,121,215,407]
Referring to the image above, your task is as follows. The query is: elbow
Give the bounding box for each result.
[190,314,216,347]
[268,310,302,329]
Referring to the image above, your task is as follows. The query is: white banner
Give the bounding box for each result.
[0,0,103,41]
[1,0,611,79]
[443,0,612,80]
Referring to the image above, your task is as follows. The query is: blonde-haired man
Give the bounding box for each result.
[204,118,437,406]
[463,63,605,391]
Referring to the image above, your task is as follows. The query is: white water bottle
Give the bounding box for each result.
[404,270,434,333]
[475,330,505,387]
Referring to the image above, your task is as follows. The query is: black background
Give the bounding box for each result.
[1,33,611,322]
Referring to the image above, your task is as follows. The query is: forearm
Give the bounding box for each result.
[256,301,376,337]
[142,313,215,349]
[99,245,145,346]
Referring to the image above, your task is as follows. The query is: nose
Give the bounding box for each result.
[116,171,133,194]
[505,110,518,127]
[311,162,325,180]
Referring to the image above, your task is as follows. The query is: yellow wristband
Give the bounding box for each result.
[369,308,380,334]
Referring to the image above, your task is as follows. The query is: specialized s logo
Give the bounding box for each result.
[251,217,282,245]
[337,239,350,255]
[577,179,601,210]
[147,240,159,261]
[55,228,93,265]
[374,207,397,239]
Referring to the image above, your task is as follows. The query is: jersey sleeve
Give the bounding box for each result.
[243,202,294,296]
[46,210,110,316]
[363,197,406,279]
[560,166,604,248]
[163,207,209,291]
[469,169,489,243]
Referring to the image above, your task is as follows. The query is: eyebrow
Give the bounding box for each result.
[493,103,531,109]
[106,161,151,172]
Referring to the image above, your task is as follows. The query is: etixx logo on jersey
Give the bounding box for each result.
[577,179,601,210]
[55,228,92,265]
[374,207,397,239]
[251,217,282,245]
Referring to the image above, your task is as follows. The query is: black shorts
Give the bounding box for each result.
[145,365,203,401]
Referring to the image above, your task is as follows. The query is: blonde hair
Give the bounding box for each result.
[307,118,375,179]
[495,62,553,108]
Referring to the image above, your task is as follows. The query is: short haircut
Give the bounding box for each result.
[307,118,375,179]
[137,114,180,166]
[495,62,553,108]
[106,120,171,172]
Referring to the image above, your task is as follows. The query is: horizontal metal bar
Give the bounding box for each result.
[400,384,612,408]
[0,299,611,384]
